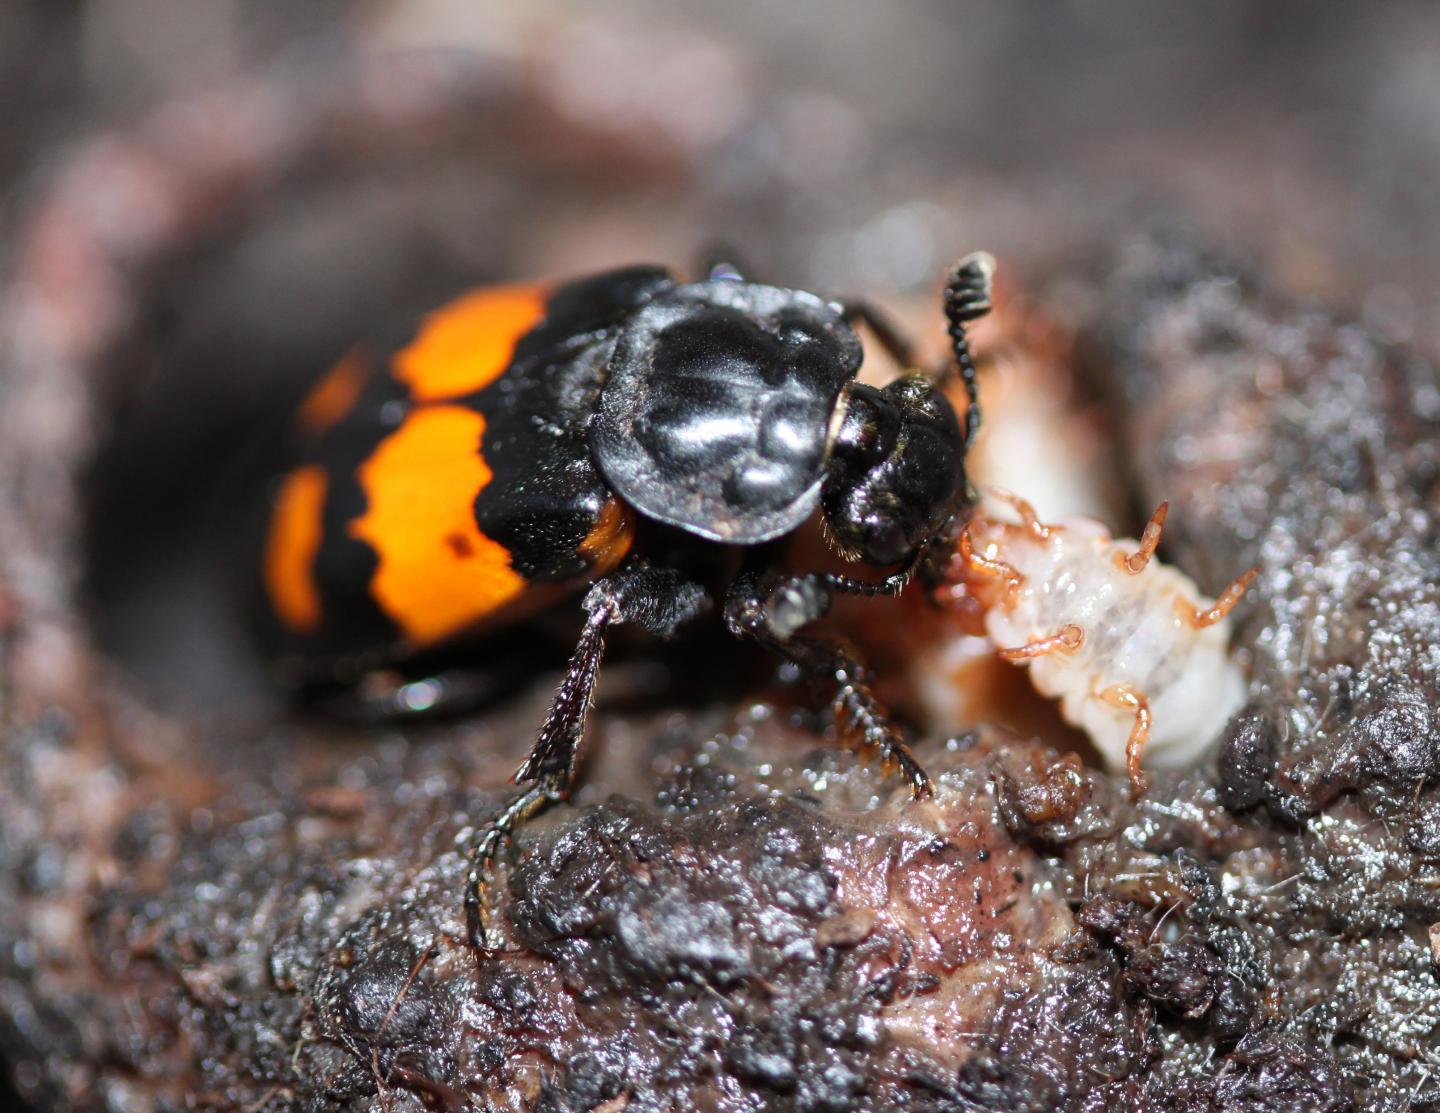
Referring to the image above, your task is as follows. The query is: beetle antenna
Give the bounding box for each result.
[943,251,996,447]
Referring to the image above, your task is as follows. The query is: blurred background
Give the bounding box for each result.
[6,0,1440,303]
[2,1,1438,1103]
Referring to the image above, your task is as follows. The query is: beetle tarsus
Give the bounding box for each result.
[830,654,933,797]
[464,782,556,954]
[822,550,921,597]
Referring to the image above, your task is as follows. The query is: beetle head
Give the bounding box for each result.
[820,376,967,565]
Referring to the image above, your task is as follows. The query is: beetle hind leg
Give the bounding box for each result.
[463,604,608,954]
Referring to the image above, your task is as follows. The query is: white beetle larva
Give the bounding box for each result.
[944,490,1256,796]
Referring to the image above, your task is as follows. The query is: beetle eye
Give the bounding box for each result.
[828,386,898,465]
[821,378,966,566]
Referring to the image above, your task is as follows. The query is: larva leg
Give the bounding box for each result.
[1096,683,1152,798]
[1119,501,1169,574]
[1182,567,1259,628]
[958,527,1024,603]
[997,623,1085,660]
[990,487,1052,541]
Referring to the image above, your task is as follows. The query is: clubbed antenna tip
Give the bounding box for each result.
[943,251,996,447]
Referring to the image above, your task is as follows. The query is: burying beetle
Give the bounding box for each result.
[257,252,995,949]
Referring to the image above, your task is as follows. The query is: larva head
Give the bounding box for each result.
[820,375,968,566]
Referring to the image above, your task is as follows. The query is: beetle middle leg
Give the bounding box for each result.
[464,564,708,953]
[725,569,932,797]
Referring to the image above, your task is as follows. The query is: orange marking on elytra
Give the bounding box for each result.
[297,348,368,435]
[263,465,328,634]
[393,283,550,403]
[445,532,475,559]
[577,496,636,575]
[348,406,527,646]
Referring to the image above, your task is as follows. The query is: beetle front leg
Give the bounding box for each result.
[724,570,932,797]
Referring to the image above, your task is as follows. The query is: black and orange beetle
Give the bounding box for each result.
[257,253,995,948]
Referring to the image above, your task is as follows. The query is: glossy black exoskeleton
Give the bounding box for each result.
[460,252,994,951]
[260,247,997,952]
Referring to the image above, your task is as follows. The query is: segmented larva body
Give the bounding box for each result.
[948,492,1255,795]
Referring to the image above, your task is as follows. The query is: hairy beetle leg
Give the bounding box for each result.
[1095,683,1152,798]
[829,651,933,796]
[464,565,709,956]
[831,645,931,795]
